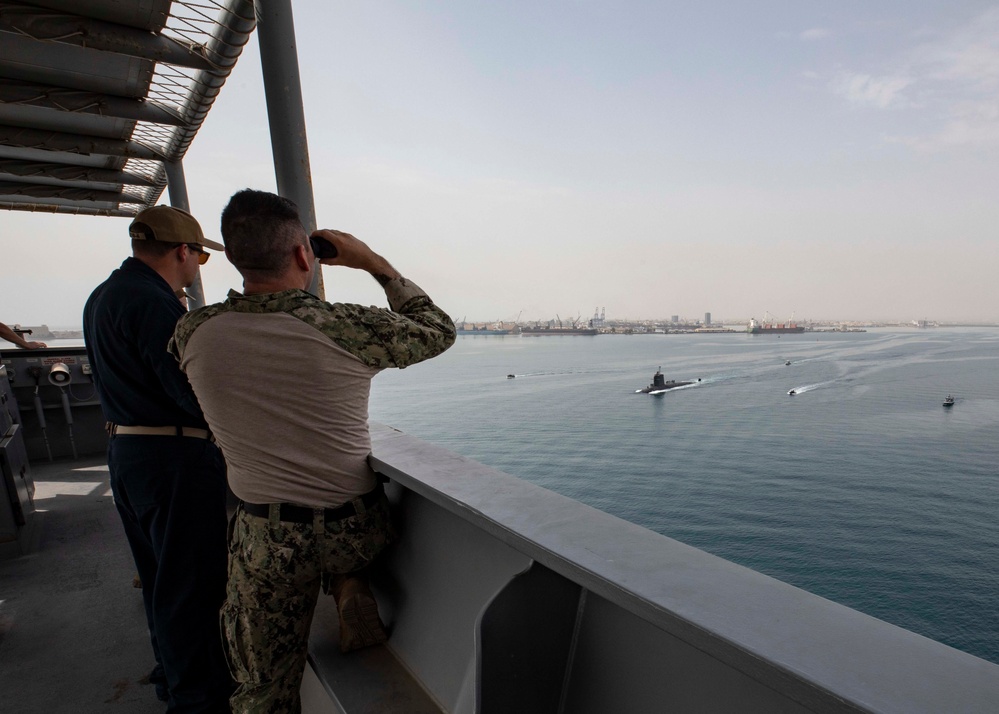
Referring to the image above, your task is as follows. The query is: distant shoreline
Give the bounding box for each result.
[13,325,83,341]
[455,323,999,336]
[21,322,999,339]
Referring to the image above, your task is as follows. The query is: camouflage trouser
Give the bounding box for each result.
[222,493,395,714]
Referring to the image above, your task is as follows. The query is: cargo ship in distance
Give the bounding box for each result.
[747,315,805,334]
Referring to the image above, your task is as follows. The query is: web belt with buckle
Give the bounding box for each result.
[240,485,383,524]
[106,422,212,440]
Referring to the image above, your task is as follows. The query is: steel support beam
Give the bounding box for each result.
[0,160,154,185]
[0,79,186,126]
[0,124,163,160]
[163,159,206,309]
[13,0,172,33]
[253,0,323,298]
[0,200,134,216]
[0,2,218,70]
[0,180,143,203]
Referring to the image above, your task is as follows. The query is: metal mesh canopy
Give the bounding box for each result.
[0,0,256,217]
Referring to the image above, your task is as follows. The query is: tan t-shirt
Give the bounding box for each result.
[170,280,455,508]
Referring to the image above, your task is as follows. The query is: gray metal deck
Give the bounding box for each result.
[0,456,164,713]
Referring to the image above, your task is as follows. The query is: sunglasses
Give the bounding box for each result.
[186,244,210,265]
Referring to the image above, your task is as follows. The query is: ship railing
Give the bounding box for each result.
[303,423,999,714]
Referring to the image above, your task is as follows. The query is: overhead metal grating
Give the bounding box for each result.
[0,0,256,217]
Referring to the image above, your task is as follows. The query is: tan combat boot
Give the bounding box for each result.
[330,575,388,653]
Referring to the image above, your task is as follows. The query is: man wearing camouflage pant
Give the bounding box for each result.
[169,189,455,713]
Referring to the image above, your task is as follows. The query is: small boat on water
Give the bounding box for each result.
[785,360,791,366]
[943,395,955,407]
[637,367,694,394]
[788,389,796,395]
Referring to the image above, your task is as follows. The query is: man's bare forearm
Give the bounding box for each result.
[0,322,45,349]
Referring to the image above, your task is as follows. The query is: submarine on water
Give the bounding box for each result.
[637,367,696,394]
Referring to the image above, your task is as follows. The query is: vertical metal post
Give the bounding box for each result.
[164,160,206,309]
[253,0,324,298]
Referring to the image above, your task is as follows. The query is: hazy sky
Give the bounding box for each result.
[4,2,999,326]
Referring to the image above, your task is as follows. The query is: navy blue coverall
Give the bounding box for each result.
[83,257,231,713]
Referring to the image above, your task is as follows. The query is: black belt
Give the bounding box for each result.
[240,486,382,524]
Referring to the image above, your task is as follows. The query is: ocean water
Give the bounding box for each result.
[370,327,999,664]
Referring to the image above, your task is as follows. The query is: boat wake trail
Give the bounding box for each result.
[510,370,580,378]
[508,367,622,380]
[787,381,833,395]
[636,381,700,395]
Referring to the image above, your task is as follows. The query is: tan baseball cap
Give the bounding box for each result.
[129,205,224,251]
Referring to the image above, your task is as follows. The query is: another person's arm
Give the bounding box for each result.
[0,321,47,349]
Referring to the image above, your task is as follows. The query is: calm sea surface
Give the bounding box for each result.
[370,327,999,664]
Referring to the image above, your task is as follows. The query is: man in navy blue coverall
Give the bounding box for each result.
[83,206,233,713]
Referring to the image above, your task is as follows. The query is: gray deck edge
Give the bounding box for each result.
[369,423,999,714]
